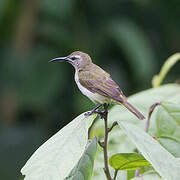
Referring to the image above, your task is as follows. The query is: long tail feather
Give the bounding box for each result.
[123,101,145,120]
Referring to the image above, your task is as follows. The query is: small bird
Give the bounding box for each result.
[50,51,145,120]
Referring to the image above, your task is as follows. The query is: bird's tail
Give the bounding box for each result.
[123,101,145,120]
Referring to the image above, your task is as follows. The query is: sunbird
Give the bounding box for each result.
[50,51,145,120]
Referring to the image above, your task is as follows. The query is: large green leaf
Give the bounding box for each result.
[65,137,97,180]
[154,101,180,158]
[118,121,180,180]
[91,84,180,180]
[158,137,180,158]
[109,153,151,171]
[21,113,97,180]
[156,102,180,139]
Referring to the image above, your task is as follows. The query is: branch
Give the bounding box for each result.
[145,102,160,132]
[98,140,104,148]
[103,103,112,180]
[108,121,118,133]
[113,170,118,180]
[97,103,112,180]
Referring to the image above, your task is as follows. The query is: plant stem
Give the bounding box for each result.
[102,103,112,180]
[97,104,113,179]
[146,102,160,132]
[108,121,118,132]
[113,170,118,180]
[97,104,118,180]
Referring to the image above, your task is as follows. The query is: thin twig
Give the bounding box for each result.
[102,103,112,180]
[145,102,160,132]
[113,170,118,180]
[108,121,118,133]
[98,139,104,148]
[96,104,117,179]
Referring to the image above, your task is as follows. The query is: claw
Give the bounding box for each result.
[84,111,93,117]
[84,110,100,117]
[84,103,109,118]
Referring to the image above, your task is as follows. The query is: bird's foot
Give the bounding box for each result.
[84,109,104,118]
[84,104,103,117]
[84,111,94,117]
[84,104,109,119]
[84,110,99,117]
[98,110,107,119]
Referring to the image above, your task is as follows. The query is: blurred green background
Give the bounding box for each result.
[0,0,180,179]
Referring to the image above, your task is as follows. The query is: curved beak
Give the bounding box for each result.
[49,57,68,63]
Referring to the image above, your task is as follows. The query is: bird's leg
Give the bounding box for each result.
[97,103,109,119]
[84,103,110,118]
[84,104,103,117]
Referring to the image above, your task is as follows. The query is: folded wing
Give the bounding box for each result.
[78,65,126,103]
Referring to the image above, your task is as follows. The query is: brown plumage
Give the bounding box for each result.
[50,51,145,120]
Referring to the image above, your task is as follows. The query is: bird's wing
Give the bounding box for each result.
[78,68,125,103]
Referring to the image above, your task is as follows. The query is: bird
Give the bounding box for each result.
[50,51,145,120]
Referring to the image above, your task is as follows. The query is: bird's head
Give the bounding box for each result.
[50,51,92,70]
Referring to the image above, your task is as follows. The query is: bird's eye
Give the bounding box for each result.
[71,56,77,60]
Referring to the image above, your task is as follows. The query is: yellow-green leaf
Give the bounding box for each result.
[109,153,151,171]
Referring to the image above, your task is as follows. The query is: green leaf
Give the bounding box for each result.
[155,102,180,158]
[65,137,97,180]
[21,113,97,180]
[91,84,180,180]
[109,153,151,170]
[156,102,180,139]
[158,137,180,157]
[118,121,180,180]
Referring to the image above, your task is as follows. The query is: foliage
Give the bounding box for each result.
[65,137,97,180]
[21,114,96,179]
[1,0,180,179]
[91,83,180,180]
[109,153,151,171]
[21,54,180,179]
[118,121,180,180]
